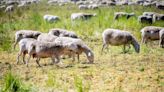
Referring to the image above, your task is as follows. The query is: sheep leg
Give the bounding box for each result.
[26,55,31,67]
[123,45,127,53]
[55,56,60,64]
[101,44,109,54]
[22,52,26,64]
[77,54,80,63]
[36,58,41,67]
[17,51,22,64]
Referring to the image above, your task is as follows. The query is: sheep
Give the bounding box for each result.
[37,33,58,42]
[114,12,135,20]
[54,37,94,63]
[88,4,99,9]
[17,38,37,65]
[153,13,164,21]
[156,3,164,10]
[140,26,164,44]
[43,15,60,23]
[102,28,140,53]
[143,12,156,17]
[5,5,14,12]
[14,30,42,49]
[48,28,78,38]
[79,4,88,9]
[159,28,164,48]
[27,40,72,67]
[138,15,154,24]
[71,13,96,20]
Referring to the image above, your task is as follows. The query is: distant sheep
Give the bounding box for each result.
[71,13,96,20]
[43,15,60,23]
[14,30,41,49]
[48,28,78,38]
[102,28,140,53]
[156,3,164,10]
[79,4,88,9]
[88,4,99,9]
[114,12,135,20]
[5,5,14,12]
[153,13,164,21]
[54,37,94,63]
[37,33,58,42]
[159,28,164,48]
[138,15,154,24]
[143,12,156,17]
[140,26,163,44]
[17,38,36,66]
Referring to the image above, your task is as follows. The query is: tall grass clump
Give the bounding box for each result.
[1,71,31,92]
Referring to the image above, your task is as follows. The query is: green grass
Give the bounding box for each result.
[0,1,164,92]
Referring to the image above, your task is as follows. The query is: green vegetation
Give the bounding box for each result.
[0,2,164,92]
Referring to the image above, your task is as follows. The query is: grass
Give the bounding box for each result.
[0,1,164,92]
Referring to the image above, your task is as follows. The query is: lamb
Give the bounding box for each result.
[114,12,135,20]
[17,38,37,65]
[27,41,72,67]
[48,28,78,38]
[14,30,42,49]
[159,28,164,48]
[54,37,94,63]
[140,26,164,44]
[43,15,60,23]
[71,13,96,20]
[138,15,154,24]
[102,28,140,53]
[37,33,58,42]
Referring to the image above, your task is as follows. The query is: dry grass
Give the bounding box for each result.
[0,1,164,92]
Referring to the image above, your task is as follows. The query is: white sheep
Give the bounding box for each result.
[114,12,135,20]
[48,28,78,38]
[54,37,94,63]
[140,26,164,44]
[102,28,140,53]
[71,13,96,20]
[17,38,36,65]
[79,5,88,9]
[14,30,42,49]
[43,14,60,23]
[37,33,58,42]
[138,15,154,24]
[27,41,72,67]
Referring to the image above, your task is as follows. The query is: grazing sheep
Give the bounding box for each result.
[159,28,164,48]
[54,37,94,63]
[27,41,72,67]
[88,4,99,9]
[102,28,140,53]
[140,26,164,44]
[71,13,96,20]
[43,15,60,23]
[5,5,14,12]
[143,12,156,17]
[17,38,36,65]
[114,12,135,20]
[138,15,154,24]
[37,33,58,42]
[48,28,78,38]
[14,30,41,49]
[153,13,164,21]
[156,3,164,10]
[79,4,88,9]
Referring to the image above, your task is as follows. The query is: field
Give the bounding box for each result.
[0,1,164,92]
